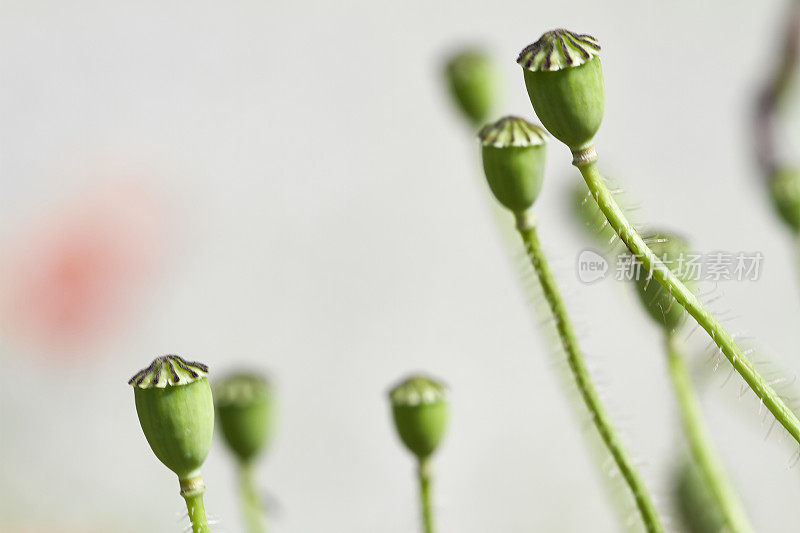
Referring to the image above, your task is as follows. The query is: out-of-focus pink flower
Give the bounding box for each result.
[0,178,167,354]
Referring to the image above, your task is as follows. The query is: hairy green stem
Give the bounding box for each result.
[577,154,800,446]
[664,333,752,533]
[417,458,434,533]
[239,462,268,533]
[516,218,664,533]
[181,479,211,533]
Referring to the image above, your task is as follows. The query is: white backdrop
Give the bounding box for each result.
[2,1,800,531]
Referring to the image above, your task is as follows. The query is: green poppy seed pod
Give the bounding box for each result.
[478,116,547,218]
[389,375,449,460]
[444,49,497,125]
[214,372,276,464]
[633,232,694,331]
[768,166,800,233]
[129,355,214,481]
[517,29,604,153]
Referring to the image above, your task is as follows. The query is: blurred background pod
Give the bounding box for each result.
[215,372,276,464]
[214,371,276,533]
[517,29,604,151]
[443,48,498,127]
[633,232,694,331]
[389,375,449,459]
[672,458,727,533]
[768,166,800,234]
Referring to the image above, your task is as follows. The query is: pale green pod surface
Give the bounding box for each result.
[769,166,800,233]
[517,29,604,151]
[444,49,497,125]
[672,459,726,533]
[478,116,547,214]
[129,355,214,480]
[214,372,276,464]
[389,375,449,460]
[634,232,694,331]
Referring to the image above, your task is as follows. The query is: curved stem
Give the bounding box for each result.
[664,333,752,533]
[516,219,664,533]
[180,476,211,533]
[754,2,800,177]
[577,156,800,445]
[239,462,268,533]
[417,458,434,533]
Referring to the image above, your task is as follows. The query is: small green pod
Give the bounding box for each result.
[214,372,276,464]
[672,459,726,533]
[768,166,800,233]
[389,375,449,460]
[478,116,547,215]
[633,232,694,331]
[517,29,604,152]
[129,355,214,480]
[444,49,497,126]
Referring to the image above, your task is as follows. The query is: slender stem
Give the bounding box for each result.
[664,333,752,533]
[577,156,800,446]
[239,462,268,533]
[180,476,211,533]
[516,219,664,533]
[417,458,434,533]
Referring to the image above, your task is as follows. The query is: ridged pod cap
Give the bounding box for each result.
[769,167,800,233]
[444,49,497,125]
[478,116,547,214]
[214,372,276,464]
[517,29,604,151]
[389,375,449,459]
[129,355,214,479]
[633,232,694,331]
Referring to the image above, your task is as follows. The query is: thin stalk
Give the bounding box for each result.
[664,333,752,533]
[180,478,211,533]
[516,217,664,533]
[239,462,268,533]
[417,458,434,533]
[577,154,800,445]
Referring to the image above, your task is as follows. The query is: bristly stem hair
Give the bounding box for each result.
[517,214,665,533]
[576,154,800,446]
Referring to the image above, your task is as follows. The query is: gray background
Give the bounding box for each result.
[2,1,800,531]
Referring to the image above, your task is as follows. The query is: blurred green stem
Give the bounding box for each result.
[239,462,267,533]
[517,218,664,533]
[418,458,434,533]
[665,333,752,533]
